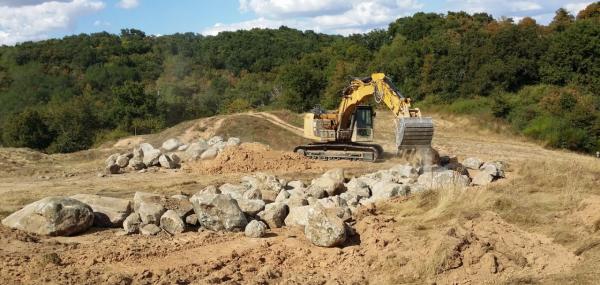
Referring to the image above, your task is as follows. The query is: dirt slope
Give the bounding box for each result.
[1,110,600,284]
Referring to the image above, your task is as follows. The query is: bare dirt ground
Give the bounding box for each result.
[1,110,599,284]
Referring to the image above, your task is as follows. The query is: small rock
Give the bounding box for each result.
[160,210,185,234]
[245,220,267,238]
[140,224,161,236]
[123,213,142,234]
[257,203,288,229]
[185,214,198,226]
[236,199,266,216]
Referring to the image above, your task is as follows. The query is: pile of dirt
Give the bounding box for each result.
[186,143,318,174]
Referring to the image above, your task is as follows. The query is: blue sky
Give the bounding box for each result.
[0,0,593,45]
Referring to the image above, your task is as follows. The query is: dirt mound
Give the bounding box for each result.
[186,143,318,174]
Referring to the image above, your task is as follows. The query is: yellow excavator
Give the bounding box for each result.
[294,73,434,161]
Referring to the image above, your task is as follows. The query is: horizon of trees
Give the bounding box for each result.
[0,2,598,154]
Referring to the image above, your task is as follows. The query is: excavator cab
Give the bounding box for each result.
[351,105,374,142]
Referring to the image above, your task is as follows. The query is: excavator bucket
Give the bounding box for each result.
[395,117,434,150]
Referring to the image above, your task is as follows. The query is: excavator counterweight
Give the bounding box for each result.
[294,73,434,162]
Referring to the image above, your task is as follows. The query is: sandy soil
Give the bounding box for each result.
[1,111,599,284]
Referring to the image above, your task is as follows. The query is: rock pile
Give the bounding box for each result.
[103,136,241,174]
[3,154,506,247]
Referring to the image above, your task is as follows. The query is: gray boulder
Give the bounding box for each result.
[160,210,185,234]
[116,155,130,168]
[369,182,410,201]
[128,157,145,170]
[462,157,484,170]
[70,194,132,227]
[190,193,247,231]
[137,202,166,225]
[472,171,495,186]
[308,168,346,197]
[345,178,371,199]
[142,149,162,167]
[159,154,176,169]
[200,147,218,160]
[286,195,309,208]
[304,206,347,247]
[207,136,224,145]
[245,220,267,238]
[123,213,142,234]
[185,214,198,226]
[168,153,181,166]
[1,197,94,236]
[417,170,470,189]
[243,188,262,200]
[219,183,246,200]
[284,205,311,228]
[241,173,284,202]
[105,153,120,166]
[184,141,209,161]
[480,162,506,178]
[140,224,161,236]
[162,138,182,152]
[287,180,305,190]
[139,143,155,154]
[236,199,266,216]
[177,144,189,151]
[133,192,165,212]
[105,163,121,175]
[275,190,290,202]
[257,203,288,229]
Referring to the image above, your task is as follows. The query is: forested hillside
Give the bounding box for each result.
[0,3,598,154]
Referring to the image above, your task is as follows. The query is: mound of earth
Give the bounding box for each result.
[185,143,318,174]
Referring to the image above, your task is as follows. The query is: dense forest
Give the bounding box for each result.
[0,3,598,154]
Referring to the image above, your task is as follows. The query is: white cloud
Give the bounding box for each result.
[93,20,110,27]
[117,0,139,9]
[445,0,591,21]
[564,2,592,15]
[0,0,104,45]
[205,0,424,35]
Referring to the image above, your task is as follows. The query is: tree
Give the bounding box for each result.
[2,109,53,150]
[550,8,574,32]
[577,2,600,20]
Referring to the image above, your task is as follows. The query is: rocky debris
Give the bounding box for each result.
[257,203,288,229]
[190,193,248,232]
[70,194,132,227]
[245,220,268,238]
[162,138,183,152]
[462,157,484,170]
[304,206,347,247]
[140,224,161,236]
[123,213,142,234]
[1,197,94,236]
[137,202,166,225]
[160,210,185,234]
[207,136,224,145]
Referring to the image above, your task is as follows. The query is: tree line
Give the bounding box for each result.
[0,3,598,154]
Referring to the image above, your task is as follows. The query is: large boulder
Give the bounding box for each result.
[123,213,142,234]
[1,197,94,236]
[472,171,494,186]
[480,162,506,178]
[137,202,166,225]
[219,183,247,200]
[236,199,265,216]
[304,206,347,247]
[105,153,120,166]
[139,143,155,154]
[200,147,218,160]
[241,173,284,202]
[190,193,248,232]
[284,205,311,228]
[105,163,121,175]
[257,203,288,229]
[462,157,484,170]
[369,182,410,201]
[162,138,183,152]
[184,141,209,161]
[70,194,132,227]
[133,192,165,212]
[345,178,371,199]
[160,210,185,234]
[116,155,130,168]
[142,149,162,167]
[245,220,267,238]
[159,154,177,169]
[308,168,346,197]
[417,170,470,189]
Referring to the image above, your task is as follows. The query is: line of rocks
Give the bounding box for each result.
[2,156,506,247]
[103,136,241,175]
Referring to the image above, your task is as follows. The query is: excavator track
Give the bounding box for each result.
[294,142,383,162]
